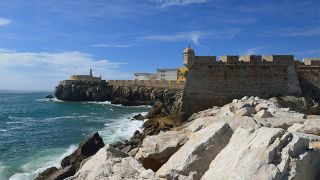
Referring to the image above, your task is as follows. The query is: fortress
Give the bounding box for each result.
[180,46,320,119]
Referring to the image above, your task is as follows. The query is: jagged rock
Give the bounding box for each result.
[235,107,252,117]
[271,96,320,115]
[45,95,54,99]
[135,129,190,171]
[67,145,157,180]
[255,109,273,118]
[36,132,105,180]
[55,80,112,101]
[156,122,233,179]
[128,148,139,157]
[35,167,58,180]
[200,127,320,180]
[288,119,320,136]
[133,113,145,120]
[61,132,105,170]
[36,166,76,180]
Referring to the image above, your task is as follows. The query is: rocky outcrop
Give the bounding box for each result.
[135,129,190,171]
[156,122,233,179]
[66,145,157,180]
[42,96,320,180]
[201,127,320,180]
[54,80,112,101]
[36,132,104,180]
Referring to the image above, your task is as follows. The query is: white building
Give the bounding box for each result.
[156,68,178,81]
[134,73,157,80]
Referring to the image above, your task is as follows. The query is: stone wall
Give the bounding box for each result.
[297,66,320,100]
[179,62,302,119]
[108,80,185,90]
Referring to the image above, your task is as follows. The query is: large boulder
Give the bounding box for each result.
[61,132,105,170]
[36,132,105,180]
[67,145,157,180]
[156,122,233,179]
[135,129,190,171]
[201,127,320,180]
[288,118,320,136]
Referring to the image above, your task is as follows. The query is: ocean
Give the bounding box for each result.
[0,91,150,180]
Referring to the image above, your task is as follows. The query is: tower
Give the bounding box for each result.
[89,68,93,77]
[183,45,195,67]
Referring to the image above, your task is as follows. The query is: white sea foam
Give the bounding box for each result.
[83,101,112,105]
[9,145,77,180]
[35,98,63,103]
[45,115,89,121]
[99,112,147,144]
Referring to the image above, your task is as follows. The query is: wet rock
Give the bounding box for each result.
[36,132,104,180]
[133,113,145,120]
[61,132,105,170]
[45,95,54,99]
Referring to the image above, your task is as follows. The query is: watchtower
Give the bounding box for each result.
[183,45,195,68]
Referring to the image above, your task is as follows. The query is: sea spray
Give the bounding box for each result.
[0,91,150,179]
[8,145,77,180]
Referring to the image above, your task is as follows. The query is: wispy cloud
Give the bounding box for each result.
[139,30,240,45]
[153,0,209,8]
[0,50,130,90]
[91,43,132,48]
[242,46,264,55]
[0,18,11,26]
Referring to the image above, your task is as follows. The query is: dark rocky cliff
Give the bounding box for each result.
[54,80,112,101]
[54,81,181,109]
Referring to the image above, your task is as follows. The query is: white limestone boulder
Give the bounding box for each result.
[201,127,320,180]
[288,118,320,136]
[135,129,190,171]
[156,122,233,179]
[67,145,157,180]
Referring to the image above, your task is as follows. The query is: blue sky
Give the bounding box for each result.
[0,0,319,90]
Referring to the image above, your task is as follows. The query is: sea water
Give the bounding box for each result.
[0,91,150,180]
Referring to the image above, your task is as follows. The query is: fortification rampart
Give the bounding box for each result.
[107,80,185,90]
[180,62,302,119]
[297,66,320,100]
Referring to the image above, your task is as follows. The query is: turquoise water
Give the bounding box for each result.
[0,91,150,180]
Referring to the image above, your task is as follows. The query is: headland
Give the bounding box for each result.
[38,47,320,180]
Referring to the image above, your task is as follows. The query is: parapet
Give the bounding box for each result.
[69,75,101,81]
[220,55,239,63]
[239,55,262,63]
[303,58,320,66]
[194,56,216,64]
[263,55,294,64]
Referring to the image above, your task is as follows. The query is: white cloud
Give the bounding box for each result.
[139,30,240,45]
[242,46,264,55]
[0,50,130,90]
[91,44,132,48]
[153,0,208,8]
[0,18,11,26]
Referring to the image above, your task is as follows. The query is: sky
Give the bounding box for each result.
[0,0,319,90]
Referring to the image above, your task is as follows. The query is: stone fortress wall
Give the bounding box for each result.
[107,80,185,90]
[179,47,320,120]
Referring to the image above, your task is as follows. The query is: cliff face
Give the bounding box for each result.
[54,81,181,110]
[54,80,113,101]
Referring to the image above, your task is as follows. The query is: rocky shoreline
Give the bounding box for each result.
[36,95,320,180]
[54,80,180,107]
